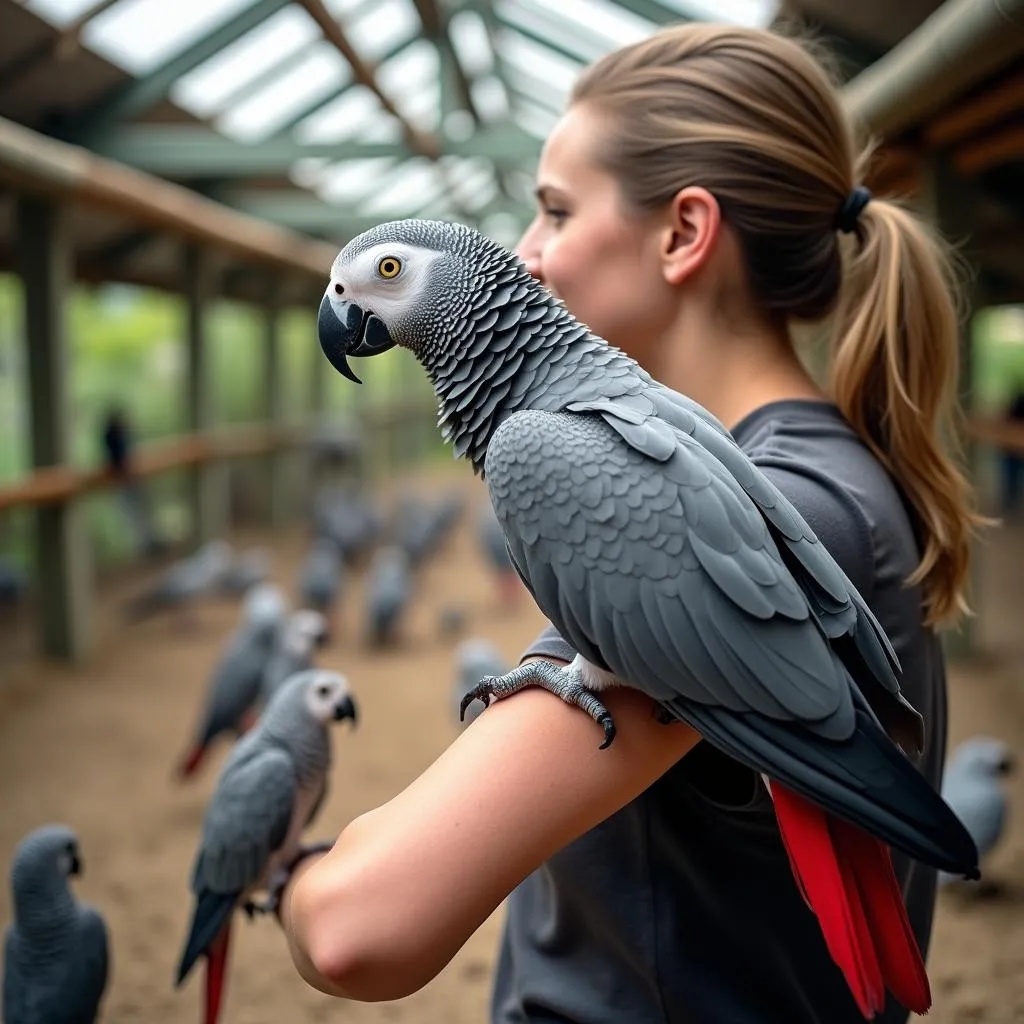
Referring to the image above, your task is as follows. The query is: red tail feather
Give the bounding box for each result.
[204,923,231,1024]
[771,782,931,1019]
[178,745,206,778]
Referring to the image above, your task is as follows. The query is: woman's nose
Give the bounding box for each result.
[519,255,543,282]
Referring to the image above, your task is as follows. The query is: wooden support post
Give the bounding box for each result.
[183,243,227,544]
[16,195,92,661]
[917,158,986,661]
[262,283,287,526]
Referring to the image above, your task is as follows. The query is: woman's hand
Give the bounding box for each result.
[280,666,699,1002]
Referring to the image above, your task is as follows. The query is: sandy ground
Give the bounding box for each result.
[0,466,1021,1023]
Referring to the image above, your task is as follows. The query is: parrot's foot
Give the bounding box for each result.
[461,662,616,749]
[243,842,336,920]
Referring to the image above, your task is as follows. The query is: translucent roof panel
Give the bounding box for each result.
[216,42,351,142]
[170,7,322,118]
[21,0,780,233]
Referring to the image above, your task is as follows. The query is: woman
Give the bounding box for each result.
[278,24,979,1023]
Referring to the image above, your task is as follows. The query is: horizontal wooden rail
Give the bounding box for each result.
[0,399,439,513]
[965,415,1024,455]
[0,424,307,513]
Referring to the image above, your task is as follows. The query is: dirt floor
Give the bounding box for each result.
[0,465,1021,1023]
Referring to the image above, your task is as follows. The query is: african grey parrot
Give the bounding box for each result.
[315,218,979,1020]
[298,537,344,639]
[4,825,109,1024]
[175,669,357,1024]
[218,546,272,597]
[939,736,1014,886]
[259,609,327,708]
[477,500,522,607]
[364,544,412,647]
[124,539,232,624]
[454,638,509,727]
[177,583,288,779]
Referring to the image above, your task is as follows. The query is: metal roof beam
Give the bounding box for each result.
[88,124,541,175]
[59,0,293,144]
[222,189,527,233]
[605,0,688,27]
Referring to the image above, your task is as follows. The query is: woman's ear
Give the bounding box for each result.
[659,186,722,286]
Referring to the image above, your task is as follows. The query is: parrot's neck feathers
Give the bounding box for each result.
[427,256,606,475]
[262,709,331,783]
[13,879,78,942]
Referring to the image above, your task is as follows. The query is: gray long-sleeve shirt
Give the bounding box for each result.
[492,399,948,1024]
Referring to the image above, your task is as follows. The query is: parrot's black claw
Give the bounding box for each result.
[462,661,617,748]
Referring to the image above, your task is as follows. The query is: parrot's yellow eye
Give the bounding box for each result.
[377,256,402,279]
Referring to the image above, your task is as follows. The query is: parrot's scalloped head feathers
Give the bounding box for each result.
[264,667,356,725]
[11,824,80,887]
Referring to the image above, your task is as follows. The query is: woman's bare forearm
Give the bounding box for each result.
[281,681,699,1001]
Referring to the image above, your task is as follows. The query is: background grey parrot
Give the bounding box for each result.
[298,537,344,639]
[315,218,979,1021]
[364,544,412,648]
[123,539,232,625]
[259,609,328,708]
[939,736,1014,886]
[218,546,272,598]
[477,500,521,608]
[177,583,288,779]
[175,668,357,1024]
[454,638,509,726]
[4,824,109,1024]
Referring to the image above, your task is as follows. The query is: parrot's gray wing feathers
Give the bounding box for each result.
[194,746,296,896]
[644,383,921,751]
[487,407,855,737]
[71,906,109,1019]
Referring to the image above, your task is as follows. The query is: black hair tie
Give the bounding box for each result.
[836,186,871,234]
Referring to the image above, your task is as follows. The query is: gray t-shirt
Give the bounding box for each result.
[491,399,948,1024]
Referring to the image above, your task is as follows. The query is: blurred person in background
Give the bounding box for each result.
[275,23,982,1024]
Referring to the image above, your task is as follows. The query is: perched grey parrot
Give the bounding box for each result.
[364,544,412,647]
[939,736,1014,886]
[4,825,109,1024]
[124,539,232,624]
[454,638,509,726]
[175,669,357,1024]
[259,609,328,708]
[477,500,521,607]
[177,583,288,779]
[298,537,345,639]
[316,219,979,1020]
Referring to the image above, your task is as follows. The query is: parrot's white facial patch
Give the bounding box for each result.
[303,670,354,722]
[329,242,442,332]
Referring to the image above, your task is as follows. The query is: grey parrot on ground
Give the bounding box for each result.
[364,544,412,648]
[175,669,357,1024]
[123,539,232,625]
[218,547,272,597]
[315,218,979,1020]
[477,499,522,608]
[312,482,380,565]
[4,825,109,1024]
[177,583,288,779]
[259,609,328,709]
[454,638,509,727]
[939,736,1014,886]
[298,537,345,640]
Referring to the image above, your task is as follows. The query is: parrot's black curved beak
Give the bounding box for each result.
[69,851,82,876]
[318,296,396,385]
[333,694,358,727]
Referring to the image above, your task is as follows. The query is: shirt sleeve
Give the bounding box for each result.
[519,623,576,665]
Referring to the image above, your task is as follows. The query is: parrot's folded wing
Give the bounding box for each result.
[196,748,297,896]
[72,907,109,1018]
[485,406,853,734]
